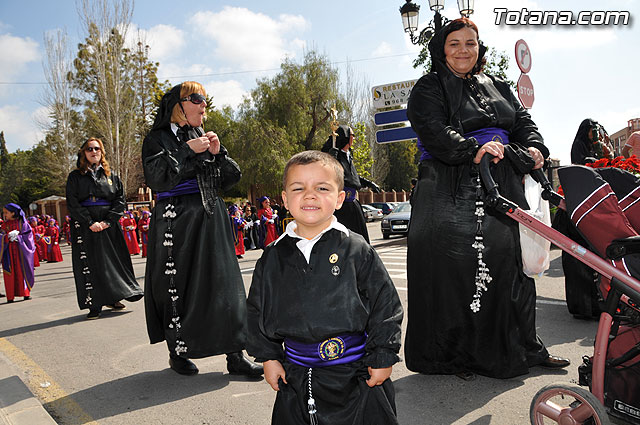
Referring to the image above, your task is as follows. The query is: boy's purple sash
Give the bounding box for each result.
[284,333,366,368]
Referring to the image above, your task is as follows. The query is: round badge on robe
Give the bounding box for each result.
[107,178,113,185]
[329,253,338,263]
[331,265,340,276]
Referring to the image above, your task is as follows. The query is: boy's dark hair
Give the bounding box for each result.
[283,150,344,190]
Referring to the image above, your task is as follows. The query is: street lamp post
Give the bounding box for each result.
[399,0,475,45]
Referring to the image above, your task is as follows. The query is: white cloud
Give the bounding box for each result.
[203,80,247,109]
[372,42,393,57]
[131,24,186,62]
[0,104,45,151]
[0,33,40,82]
[191,6,308,70]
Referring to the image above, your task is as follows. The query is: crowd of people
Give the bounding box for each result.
[5,16,640,424]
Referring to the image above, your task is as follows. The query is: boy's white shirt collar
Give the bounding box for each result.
[274,216,350,263]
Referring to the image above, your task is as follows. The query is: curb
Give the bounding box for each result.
[0,352,57,425]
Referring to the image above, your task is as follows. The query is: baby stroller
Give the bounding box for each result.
[478,155,640,425]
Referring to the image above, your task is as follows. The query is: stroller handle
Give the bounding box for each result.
[479,154,565,208]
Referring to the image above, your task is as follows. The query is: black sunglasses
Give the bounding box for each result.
[86,146,101,152]
[181,93,206,105]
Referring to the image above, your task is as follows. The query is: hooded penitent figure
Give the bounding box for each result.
[66,138,143,319]
[570,118,600,165]
[321,125,381,243]
[1,203,36,302]
[405,18,567,379]
[142,81,262,377]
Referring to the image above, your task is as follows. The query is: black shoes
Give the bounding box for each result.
[105,301,126,310]
[86,310,101,320]
[169,354,199,375]
[226,352,264,377]
[538,355,571,369]
[24,296,31,301]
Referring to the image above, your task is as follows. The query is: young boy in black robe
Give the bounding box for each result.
[247,150,403,425]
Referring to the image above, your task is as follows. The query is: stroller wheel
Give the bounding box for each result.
[530,383,611,425]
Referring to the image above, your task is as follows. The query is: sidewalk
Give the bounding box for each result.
[0,350,57,425]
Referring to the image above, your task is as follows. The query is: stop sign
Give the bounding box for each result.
[517,74,534,109]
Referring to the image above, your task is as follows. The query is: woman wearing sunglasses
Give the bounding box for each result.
[142,81,263,377]
[66,138,143,319]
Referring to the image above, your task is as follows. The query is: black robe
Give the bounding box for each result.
[404,24,550,378]
[66,169,143,310]
[142,120,246,358]
[246,229,403,425]
[321,135,374,243]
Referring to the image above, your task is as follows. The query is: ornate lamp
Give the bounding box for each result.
[400,0,475,45]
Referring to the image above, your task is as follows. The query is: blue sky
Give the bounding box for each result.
[1,0,638,164]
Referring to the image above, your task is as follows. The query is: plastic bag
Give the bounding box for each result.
[519,175,551,276]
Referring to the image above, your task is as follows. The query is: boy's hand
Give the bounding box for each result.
[366,366,392,387]
[264,360,287,391]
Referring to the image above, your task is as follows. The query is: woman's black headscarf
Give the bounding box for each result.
[152,84,183,131]
[428,18,487,77]
[571,118,599,165]
[321,125,352,152]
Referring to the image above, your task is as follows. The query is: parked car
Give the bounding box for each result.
[368,202,395,215]
[381,202,412,239]
[361,204,383,222]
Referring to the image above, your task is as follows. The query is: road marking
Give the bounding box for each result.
[0,338,98,424]
[232,390,271,398]
[240,267,255,273]
[395,286,407,291]
[381,262,406,266]
[536,299,566,306]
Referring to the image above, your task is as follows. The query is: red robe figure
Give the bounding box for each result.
[44,219,64,262]
[122,212,140,255]
[27,217,40,267]
[139,211,150,258]
[257,196,278,248]
[1,204,36,303]
[229,205,245,258]
[32,219,47,263]
[62,216,71,245]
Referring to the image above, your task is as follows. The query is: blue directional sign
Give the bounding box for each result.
[375,126,417,144]
[374,109,408,126]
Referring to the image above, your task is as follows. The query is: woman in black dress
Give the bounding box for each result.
[321,125,381,243]
[405,18,569,379]
[66,138,143,319]
[142,81,262,377]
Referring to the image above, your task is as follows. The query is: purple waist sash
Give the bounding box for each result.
[418,127,510,161]
[156,178,199,201]
[344,187,357,202]
[80,197,111,207]
[284,333,366,368]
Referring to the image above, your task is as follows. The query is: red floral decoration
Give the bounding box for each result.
[585,155,640,176]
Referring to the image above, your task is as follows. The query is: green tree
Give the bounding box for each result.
[381,141,418,191]
[351,122,374,181]
[0,131,8,172]
[250,50,345,152]
[72,0,162,197]
[232,50,345,196]
[0,144,59,209]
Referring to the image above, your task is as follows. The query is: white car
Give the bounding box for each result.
[361,204,383,222]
